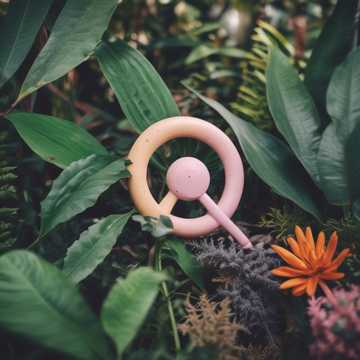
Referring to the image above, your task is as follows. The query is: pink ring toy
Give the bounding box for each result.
[128,116,250,246]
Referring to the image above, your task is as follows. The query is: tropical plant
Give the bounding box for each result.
[231,20,304,131]
[0,1,203,357]
[190,0,360,221]
[1,0,359,359]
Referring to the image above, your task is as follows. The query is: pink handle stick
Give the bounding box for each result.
[166,157,252,248]
[199,193,252,248]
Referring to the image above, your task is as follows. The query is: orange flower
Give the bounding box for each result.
[271,226,351,297]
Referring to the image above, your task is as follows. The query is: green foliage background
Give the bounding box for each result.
[0,0,359,359]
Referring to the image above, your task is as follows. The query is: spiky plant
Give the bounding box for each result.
[0,129,18,250]
[308,285,360,360]
[259,206,313,240]
[179,295,246,360]
[192,239,283,341]
[231,20,305,131]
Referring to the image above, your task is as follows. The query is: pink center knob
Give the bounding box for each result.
[166,157,210,201]
[166,156,252,248]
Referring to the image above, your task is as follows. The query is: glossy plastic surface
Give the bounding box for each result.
[128,116,250,246]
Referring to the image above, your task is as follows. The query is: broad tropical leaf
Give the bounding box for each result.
[305,0,358,122]
[63,212,133,283]
[96,40,180,133]
[346,124,360,200]
[0,250,113,360]
[188,87,322,219]
[0,0,53,88]
[317,125,349,204]
[317,48,360,205]
[6,112,107,168]
[19,0,118,99]
[101,267,167,356]
[266,47,322,186]
[163,237,204,289]
[326,48,360,141]
[40,155,129,237]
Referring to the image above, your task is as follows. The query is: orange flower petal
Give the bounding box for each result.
[320,272,344,280]
[272,266,309,277]
[316,231,325,258]
[292,283,307,296]
[295,226,311,262]
[306,276,319,297]
[295,226,306,244]
[329,248,351,269]
[308,250,318,270]
[287,237,303,259]
[280,278,307,289]
[295,226,307,250]
[322,232,338,266]
[272,245,308,270]
[305,227,316,252]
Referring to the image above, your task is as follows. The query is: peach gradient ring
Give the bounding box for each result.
[128,116,252,248]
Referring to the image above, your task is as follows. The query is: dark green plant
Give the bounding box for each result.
[231,20,303,131]
[190,0,360,221]
[0,129,18,250]
[258,206,313,240]
[0,1,179,357]
[1,1,358,358]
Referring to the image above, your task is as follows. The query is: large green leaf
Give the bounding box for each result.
[40,155,129,237]
[0,0,53,88]
[189,88,322,219]
[317,125,349,205]
[101,267,167,356]
[326,48,360,140]
[346,124,360,200]
[19,0,118,99]
[163,237,204,289]
[96,40,180,133]
[6,111,107,168]
[266,47,322,186]
[0,250,113,360]
[305,0,358,122]
[63,212,133,283]
[317,48,360,205]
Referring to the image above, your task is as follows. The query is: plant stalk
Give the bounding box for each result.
[154,239,181,352]
[27,235,42,250]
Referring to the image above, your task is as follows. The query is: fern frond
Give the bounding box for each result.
[231,20,304,131]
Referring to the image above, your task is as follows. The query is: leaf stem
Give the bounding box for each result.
[27,235,42,250]
[154,239,181,352]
